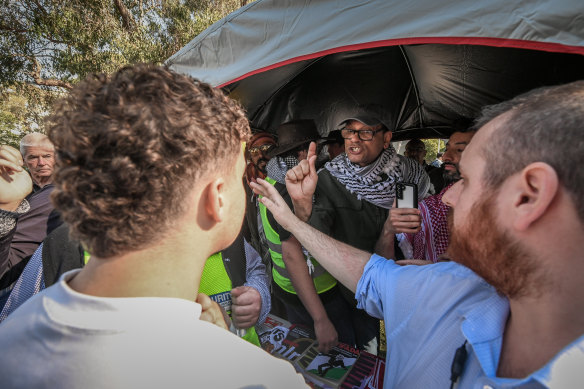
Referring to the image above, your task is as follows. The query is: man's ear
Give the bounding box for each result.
[383,131,393,148]
[512,162,558,231]
[203,177,225,224]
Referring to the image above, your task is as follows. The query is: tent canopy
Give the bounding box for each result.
[168,0,584,140]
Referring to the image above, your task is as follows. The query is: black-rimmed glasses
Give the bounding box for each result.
[341,127,383,141]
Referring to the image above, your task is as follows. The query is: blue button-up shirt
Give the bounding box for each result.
[356,255,584,388]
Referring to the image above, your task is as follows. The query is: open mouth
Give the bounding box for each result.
[347,146,361,153]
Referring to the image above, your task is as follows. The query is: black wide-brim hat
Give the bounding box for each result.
[267,119,326,158]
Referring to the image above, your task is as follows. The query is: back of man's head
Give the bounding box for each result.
[46,64,250,258]
[405,138,426,164]
[476,80,584,222]
[19,132,54,156]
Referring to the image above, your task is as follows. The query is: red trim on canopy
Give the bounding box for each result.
[218,37,584,88]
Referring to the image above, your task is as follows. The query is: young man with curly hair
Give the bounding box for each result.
[0,65,306,388]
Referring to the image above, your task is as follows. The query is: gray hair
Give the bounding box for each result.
[477,81,584,222]
[19,132,54,156]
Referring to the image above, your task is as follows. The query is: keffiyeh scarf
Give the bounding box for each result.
[325,146,427,209]
[266,156,300,184]
[400,183,453,262]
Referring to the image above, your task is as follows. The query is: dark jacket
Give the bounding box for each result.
[0,184,61,289]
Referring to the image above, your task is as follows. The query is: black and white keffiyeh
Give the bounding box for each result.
[266,156,300,184]
[325,146,428,209]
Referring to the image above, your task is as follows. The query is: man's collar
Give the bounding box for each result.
[32,181,54,192]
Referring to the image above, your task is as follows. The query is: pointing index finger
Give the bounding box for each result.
[307,141,317,160]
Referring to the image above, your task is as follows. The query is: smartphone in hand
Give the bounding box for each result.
[396,182,418,208]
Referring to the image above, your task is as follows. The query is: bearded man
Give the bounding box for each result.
[388,129,476,263]
[252,80,584,387]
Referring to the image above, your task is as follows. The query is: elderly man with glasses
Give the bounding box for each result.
[291,107,430,355]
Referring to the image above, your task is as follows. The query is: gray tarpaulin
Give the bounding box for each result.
[167,0,584,139]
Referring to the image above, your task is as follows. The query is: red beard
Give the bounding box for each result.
[447,191,548,299]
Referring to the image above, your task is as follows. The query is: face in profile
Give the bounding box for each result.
[441,132,474,184]
[443,122,544,298]
[447,190,540,298]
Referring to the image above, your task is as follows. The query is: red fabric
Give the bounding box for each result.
[407,184,453,263]
[218,37,584,88]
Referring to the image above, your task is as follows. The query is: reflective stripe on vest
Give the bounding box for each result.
[198,253,260,347]
[259,177,336,295]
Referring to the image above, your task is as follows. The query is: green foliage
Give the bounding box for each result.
[0,0,244,135]
[422,138,446,163]
[0,88,47,148]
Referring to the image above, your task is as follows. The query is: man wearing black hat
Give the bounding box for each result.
[259,119,355,353]
[291,108,430,354]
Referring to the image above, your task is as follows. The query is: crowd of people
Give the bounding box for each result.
[0,64,582,388]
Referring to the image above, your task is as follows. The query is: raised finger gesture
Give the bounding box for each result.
[285,141,318,221]
[285,141,318,200]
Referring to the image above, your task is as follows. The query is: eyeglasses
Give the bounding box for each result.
[341,127,383,141]
[248,144,273,155]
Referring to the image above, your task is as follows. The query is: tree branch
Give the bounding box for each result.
[28,57,72,90]
[113,0,136,31]
[0,24,29,33]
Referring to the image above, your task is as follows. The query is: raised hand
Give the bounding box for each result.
[250,178,298,232]
[285,141,318,221]
[0,145,32,210]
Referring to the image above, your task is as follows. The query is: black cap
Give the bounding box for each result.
[338,104,393,131]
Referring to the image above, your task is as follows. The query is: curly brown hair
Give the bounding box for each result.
[46,64,250,258]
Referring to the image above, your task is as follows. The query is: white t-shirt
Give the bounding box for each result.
[0,270,307,389]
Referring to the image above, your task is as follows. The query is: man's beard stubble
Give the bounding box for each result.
[442,163,460,186]
[446,191,549,299]
[255,158,269,174]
